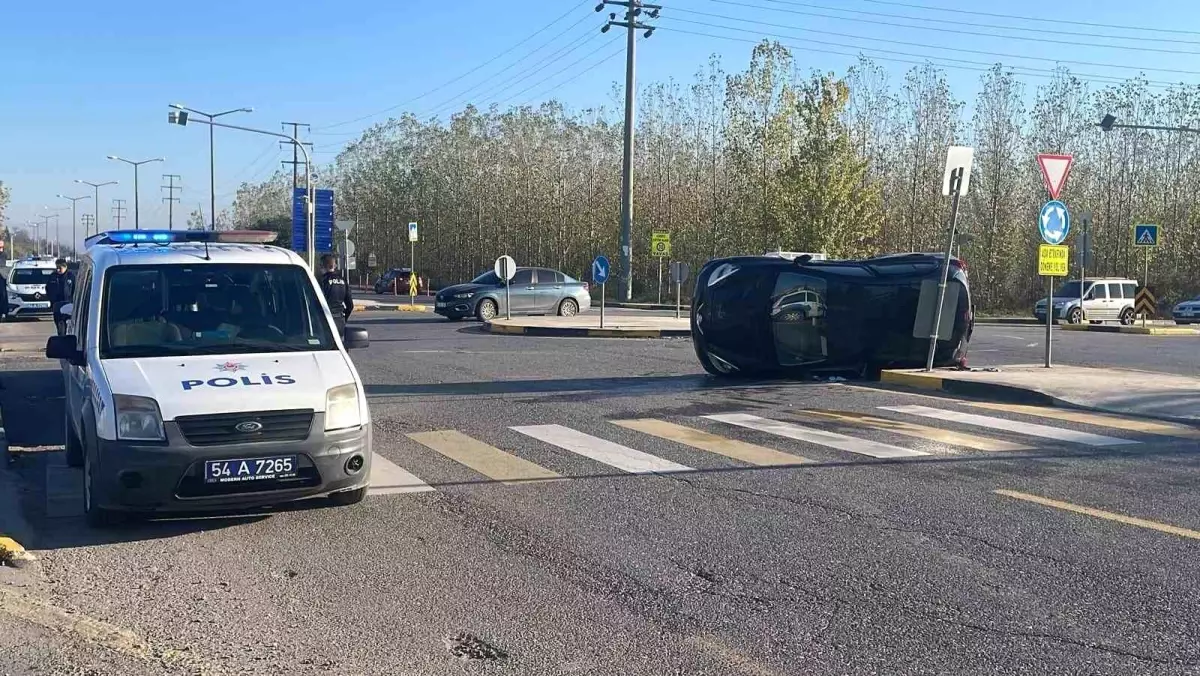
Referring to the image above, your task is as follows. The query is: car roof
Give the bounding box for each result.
[84,242,304,270]
[12,258,57,268]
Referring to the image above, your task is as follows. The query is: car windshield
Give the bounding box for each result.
[100,263,336,359]
[10,268,54,285]
[1053,281,1084,297]
[471,271,500,284]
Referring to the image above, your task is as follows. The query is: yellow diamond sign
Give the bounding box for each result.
[1038,244,1069,277]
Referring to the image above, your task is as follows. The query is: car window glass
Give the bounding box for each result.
[10,268,53,285]
[771,272,829,367]
[1109,283,1123,299]
[1092,284,1108,299]
[471,271,500,285]
[553,271,565,284]
[74,266,92,342]
[511,269,533,285]
[1124,283,1138,299]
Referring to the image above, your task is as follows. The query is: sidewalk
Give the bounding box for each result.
[353,298,431,312]
[485,315,690,338]
[1060,323,1197,336]
[0,320,52,353]
[881,365,1200,423]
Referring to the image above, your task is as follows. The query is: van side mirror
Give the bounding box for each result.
[343,326,370,350]
[46,335,84,366]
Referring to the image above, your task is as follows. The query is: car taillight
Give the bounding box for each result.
[582,282,589,291]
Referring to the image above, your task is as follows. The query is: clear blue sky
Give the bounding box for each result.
[3,0,1198,250]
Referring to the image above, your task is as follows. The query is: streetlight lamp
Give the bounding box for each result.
[168,109,317,270]
[75,179,118,235]
[107,156,165,230]
[57,194,91,257]
[169,104,253,230]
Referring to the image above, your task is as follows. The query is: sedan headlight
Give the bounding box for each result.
[453,292,474,299]
[325,384,361,431]
[114,395,165,441]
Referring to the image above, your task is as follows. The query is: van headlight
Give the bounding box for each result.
[114,395,166,441]
[324,384,362,431]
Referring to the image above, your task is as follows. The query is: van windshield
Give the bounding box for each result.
[100,264,337,359]
[10,268,54,285]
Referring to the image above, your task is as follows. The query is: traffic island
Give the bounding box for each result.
[881,365,1200,424]
[1059,323,1198,335]
[484,315,690,338]
[353,301,431,312]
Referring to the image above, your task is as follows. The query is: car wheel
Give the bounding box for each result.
[328,486,367,506]
[83,435,123,528]
[64,414,83,468]
[1067,307,1083,324]
[1119,308,1135,326]
[558,298,579,317]
[476,299,498,321]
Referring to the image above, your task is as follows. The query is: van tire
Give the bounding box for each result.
[64,415,83,468]
[328,487,367,506]
[1067,307,1083,324]
[1119,308,1135,325]
[83,438,124,528]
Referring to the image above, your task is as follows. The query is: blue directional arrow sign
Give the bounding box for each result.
[1134,224,1159,247]
[1038,200,1070,245]
[592,255,610,284]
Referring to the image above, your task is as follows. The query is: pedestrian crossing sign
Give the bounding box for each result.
[1134,224,1159,247]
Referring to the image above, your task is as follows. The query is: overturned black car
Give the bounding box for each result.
[691,253,973,377]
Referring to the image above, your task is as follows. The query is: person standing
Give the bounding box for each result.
[318,254,353,334]
[0,270,8,322]
[48,258,75,336]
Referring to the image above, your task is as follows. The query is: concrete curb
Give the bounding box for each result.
[879,370,1055,405]
[974,317,1042,326]
[483,321,690,338]
[1060,323,1198,336]
[606,302,691,312]
[353,304,431,312]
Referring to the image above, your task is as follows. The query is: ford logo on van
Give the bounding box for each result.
[235,421,264,434]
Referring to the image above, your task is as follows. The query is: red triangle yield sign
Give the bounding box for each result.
[1037,153,1073,200]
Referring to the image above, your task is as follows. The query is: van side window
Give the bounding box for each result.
[1110,283,1123,299]
[73,266,93,344]
[1123,283,1137,299]
[1091,284,1108,299]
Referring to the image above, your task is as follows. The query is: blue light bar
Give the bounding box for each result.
[86,229,278,248]
[109,230,175,243]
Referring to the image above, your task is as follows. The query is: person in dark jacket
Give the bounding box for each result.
[0,271,7,322]
[318,254,353,334]
[48,258,75,335]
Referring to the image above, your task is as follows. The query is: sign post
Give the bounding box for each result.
[1133,224,1159,327]
[670,261,690,320]
[495,255,516,321]
[593,255,611,328]
[925,146,974,372]
[651,231,670,304]
[1078,211,1092,322]
[408,222,419,306]
[1036,151,1073,368]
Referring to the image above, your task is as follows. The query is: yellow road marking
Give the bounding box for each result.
[797,409,1032,452]
[407,430,563,485]
[968,402,1200,439]
[611,419,809,466]
[994,489,1200,540]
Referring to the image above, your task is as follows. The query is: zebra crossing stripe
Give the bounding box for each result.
[368,452,436,495]
[704,413,927,459]
[966,402,1200,439]
[511,424,693,474]
[878,405,1136,447]
[796,409,1032,452]
[611,419,810,466]
[408,430,563,485]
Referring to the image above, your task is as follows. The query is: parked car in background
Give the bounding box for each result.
[5,256,58,320]
[1172,295,1200,325]
[691,252,973,377]
[373,267,419,294]
[1033,278,1138,325]
[434,267,591,321]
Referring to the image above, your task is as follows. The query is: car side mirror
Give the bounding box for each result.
[343,326,370,350]
[46,334,84,366]
[60,302,73,318]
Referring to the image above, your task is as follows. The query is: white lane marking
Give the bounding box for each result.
[368,452,436,495]
[878,405,1137,447]
[704,413,927,459]
[511,424,693,474]
[1025,343,1038,348]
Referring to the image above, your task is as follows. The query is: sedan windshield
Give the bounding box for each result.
[471,271,500,285]
[10,268,53,285]
[100,264,336,359]
[1053,281,1084,297]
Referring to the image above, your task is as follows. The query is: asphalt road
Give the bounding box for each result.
[970,324,1199,376]
[1,314,1198,674]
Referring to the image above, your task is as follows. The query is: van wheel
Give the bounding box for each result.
[83,440,123,528]
[476,299,498,321]
[328,487,367,506]
[1067,307,1083,324]
[1119,308,1135,325]
[64,415,83,468]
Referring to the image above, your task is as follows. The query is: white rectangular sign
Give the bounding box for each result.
[942,146,974,196]
[408,222,418,243]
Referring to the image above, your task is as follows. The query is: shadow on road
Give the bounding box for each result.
[0,368,64,447]
[365,374,719,398]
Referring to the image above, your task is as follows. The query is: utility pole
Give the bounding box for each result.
[280,122,313,191]
[598,0,660,301]
[112,199,128,229]
[162,174,182,229]
[81,214,95,238]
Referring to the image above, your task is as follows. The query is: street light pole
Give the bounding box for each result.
[107,156,164,229]
[75,179,118,234]
[1099,114,1200,134]
[168,111,315,270]
[57,194,91,257]
[169,104,254,230]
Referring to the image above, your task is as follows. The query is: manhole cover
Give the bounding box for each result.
[444,632,507,661]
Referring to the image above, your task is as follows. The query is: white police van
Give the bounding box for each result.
[6,256,59,319]
[46,230,372,526]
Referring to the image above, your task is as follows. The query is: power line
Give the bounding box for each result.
[755,0,1200,45]
[518,45,629,107]
[655,24,1180,89]
[697,0,1200,56]
[497,40,626,108]
[851,0,1200,37]
[665,11,1198,79]
[313,0,594,131]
